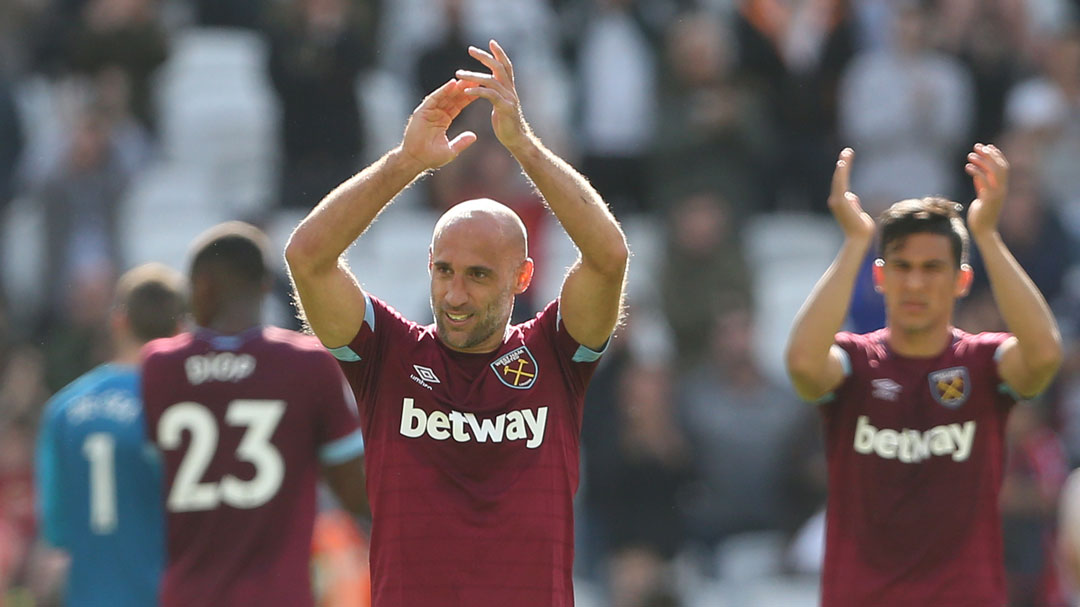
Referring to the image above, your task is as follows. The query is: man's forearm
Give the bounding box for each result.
[786,237,871,375]
[974,230,1060,362]
[286,147,427,273]
[507,134,626,274]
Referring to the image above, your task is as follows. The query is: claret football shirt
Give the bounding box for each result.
[142,326,364,607]
[818,328,1017,607]
[330,295,605,607]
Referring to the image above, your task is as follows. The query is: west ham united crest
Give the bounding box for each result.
[928,366,970,409]
[491,346,538,389]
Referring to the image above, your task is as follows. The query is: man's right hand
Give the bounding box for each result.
[400,78,478,171]
[828,148,875,241]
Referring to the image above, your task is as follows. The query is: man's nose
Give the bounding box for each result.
[445,276,468,307]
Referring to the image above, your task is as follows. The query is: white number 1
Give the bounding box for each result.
[158,399,286,512]
[82,433,117,534]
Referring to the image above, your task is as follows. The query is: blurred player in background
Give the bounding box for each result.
[35,262,186,607]
[785,143,1062,605]
[140,222,366,607]
[286,39,628,607]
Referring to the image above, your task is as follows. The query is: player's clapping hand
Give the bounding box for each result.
[828,148,875,241]
[401,78,478,170]
[965,143,1010,237]
[455,40,530,152]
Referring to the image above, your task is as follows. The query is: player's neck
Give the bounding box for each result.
[203,303,262,335]
[886,323,953,358]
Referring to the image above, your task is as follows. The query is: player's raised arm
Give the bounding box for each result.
[285,79,479,347]
[785,148,876,401]
[965,143,1062,397]
[455,40,628,350]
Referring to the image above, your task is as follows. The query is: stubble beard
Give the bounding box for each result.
[432,290,515,352]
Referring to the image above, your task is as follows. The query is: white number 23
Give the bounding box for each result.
[158,399,286,512]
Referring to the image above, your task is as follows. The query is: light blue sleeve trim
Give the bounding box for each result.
[998,383,1025,401]
[327,295,375,362]
[363,293,375,331]
[329,345,361,362]
[806,347,852,406]
[320,428,365,464]
[837,347,852,377]
[572,340,609,363]
[993,341,1031,400]
[555,300,612,363]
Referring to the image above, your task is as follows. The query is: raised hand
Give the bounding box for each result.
[400,79,478,170]
[828,148,875,241]
[455,40,530,152]
[965,143,1009,237]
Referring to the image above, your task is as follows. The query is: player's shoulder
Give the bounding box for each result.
[142,332,196,362]
[950,328,1012,357]
[514,300,559,335]
[43,364,136,420]
[835,328,888,353]
[260,326,342,368]
[260,325,325,352]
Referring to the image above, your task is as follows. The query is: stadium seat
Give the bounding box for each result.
[153,27,280,217]
[120,162,221,271]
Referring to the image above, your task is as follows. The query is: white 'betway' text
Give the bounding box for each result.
[399,398,548,449]
[853,415,975,463]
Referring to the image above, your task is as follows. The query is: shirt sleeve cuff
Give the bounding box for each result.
[319,428,365,465]
[326,295,376,362]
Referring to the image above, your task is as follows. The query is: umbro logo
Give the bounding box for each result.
[413,365,440,384]
[872,378,902,401]
[410,365,440,390]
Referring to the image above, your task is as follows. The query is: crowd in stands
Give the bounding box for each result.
[2,0,1080,605]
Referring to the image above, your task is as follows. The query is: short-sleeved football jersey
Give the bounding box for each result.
[141,326,364,607]
[329,295,604,607]
[819,328,1017,607]
[35,363,164,607]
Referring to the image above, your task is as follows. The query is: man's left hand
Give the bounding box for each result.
[455,40,531,152]
[966,143,1010,237]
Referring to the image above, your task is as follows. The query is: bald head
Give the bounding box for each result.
[432,199,528,262]
[428,199,535,353]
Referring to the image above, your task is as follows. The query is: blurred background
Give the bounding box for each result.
[2,0,1080,605]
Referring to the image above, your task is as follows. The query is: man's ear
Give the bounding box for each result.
[956,263,974,297]
[515,258,534,294]
[872,258,885,294]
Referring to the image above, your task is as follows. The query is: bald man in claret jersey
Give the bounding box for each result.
[285,40,628,607]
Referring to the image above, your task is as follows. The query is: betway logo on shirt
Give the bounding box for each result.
[399,398,548,449]
[853,415,975,463]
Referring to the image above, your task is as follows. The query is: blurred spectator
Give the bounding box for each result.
[735,0,855,212]
[677,307,805,548]
[651,10,769,216]
[0,69,23,305]
[32,101,137,328]
[659,192,751,368]
[594,361,690,607]
[193,0,266,29]
[562,0,669,215]
[414,0,470,98]
[937,0,1032,145]
[969,131,1078,306]
[838,0,973,212]
[1005,26,1080,233]
[65,0,169,133]
[42,266,115,393]
[0,422,37,600]
[0,69,22,209]
[266,0,379,209]
[1001,402,1069,607]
